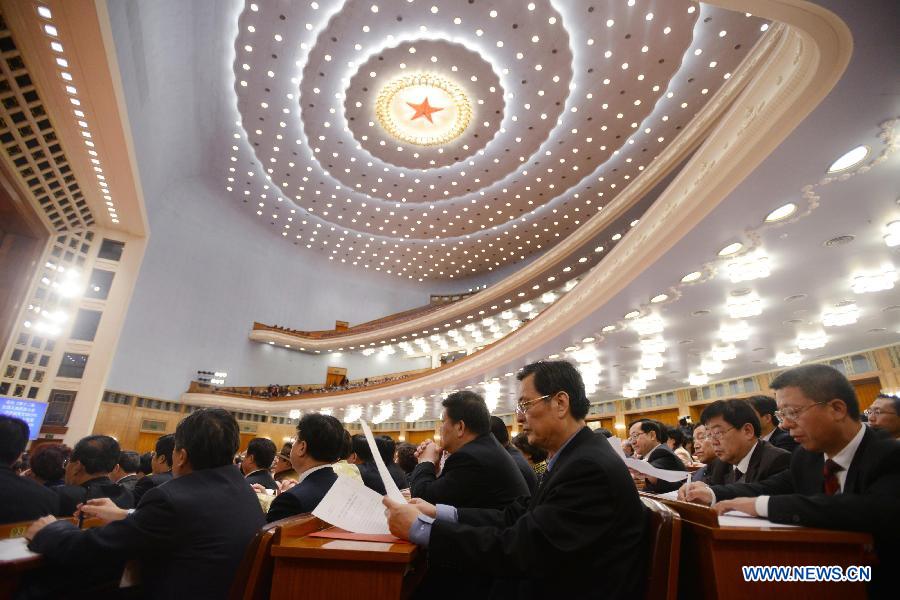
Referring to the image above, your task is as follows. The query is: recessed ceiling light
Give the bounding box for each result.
[691,310,710,317]
[765,203,797,222]
[784,294,807,302]
[601,325,616,333]
[718,242,743,256]
[827,145,868,173]
[623,310,641,320]
[582,337,595,343]
[681,271,702,283]
[823,235,855,247]
[650,294,668,303]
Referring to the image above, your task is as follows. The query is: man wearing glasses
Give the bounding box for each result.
[681,364,899,598]
[866,393,900,439]
[627,419,687,493]
[383,361,646,599]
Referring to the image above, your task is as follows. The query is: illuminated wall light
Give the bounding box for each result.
[541,292,557,303]
[343,405,363,423]
[318,407,333,416]
[775,351,802,367]
[719,321,751,343]
[725,252,771,282]
[883,221,900,247]
[483,381,502,413]
[380,344,396,355]
[822,303,860,327]
[726,294,762,318]
[288,409,301,420]
[827,145,868,173]
[404,398,426,422]
[688,373,709,386]
[361,348,376,356]
[797,331,827,350]
[851,268,897,294]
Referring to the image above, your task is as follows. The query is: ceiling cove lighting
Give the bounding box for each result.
[725,293,763,318]
[851,268,897,294]
[725,251,771,282]
[718,242,744,257]
[775,351,802,367]
[688,373,709,386]
[797,331,828,350]
[765,203,797,222]
[826,145,869,174]
[631,314,664,336]
[884,221,900,247]
[719,320,751,343]
[822,303,860,327]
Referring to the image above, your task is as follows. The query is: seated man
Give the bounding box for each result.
[111,450,141,493]
[349,434,390,494]
[26,408,264,600]
[689,424,724,484]
[749,394,800,452]
[54,435,134,516]
[375,434,410,491]
[490,415,538,494]
[0,416,60,524]
[273,443,299,482]
[132,434,174,505]
[681,365,900,598]
[409,391,529,510]
[266,413,343,523]
[867,393,900,439]
[627,418,686,493]
[384,361,646,598]
[241,437,278,491]
[683,399,790,488]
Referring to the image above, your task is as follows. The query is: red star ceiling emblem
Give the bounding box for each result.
[406,97,444,123]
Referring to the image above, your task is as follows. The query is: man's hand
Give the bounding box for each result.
[409,498,437,518]
[24,515,57,541]
[678,481,714,505]
[77,497,130,524]
[278,479,297,493]
[382,497,420,541]
[713,498,759,516]
[417,440,442,465]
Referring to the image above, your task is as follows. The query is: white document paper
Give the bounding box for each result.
[605,434,628,460]
[718,511,800,528]
[604,435,691,483]
[313,475,392,535]
[656,490,680,501]
[359,419,406,504]
[0,537,38,561]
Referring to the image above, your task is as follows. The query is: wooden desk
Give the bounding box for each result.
[649,496,875,600]
[270,529,425,600]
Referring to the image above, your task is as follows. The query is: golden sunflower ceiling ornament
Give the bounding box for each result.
[375,73,472,147]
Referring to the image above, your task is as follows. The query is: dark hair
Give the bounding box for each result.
[666,426,686,448]
[512,432,548,463]
[138,452,153,475]
[339,430,352,460]
[155,434,175,467]
[594,428,613,438]
[296,414,344,463]
[71,435,121,474]
[375,435,396,464]
[700,399,762,437]
[516,361,589,420]
[877,393,900,415]
[489,416,510,445]
[770,364,859,419]
[246,438,277,469]
[442,391,490,435]
[117,450,140,474]
[174,408,240,470]
[0,415,29,465]
[630,419,667,443]
[351,434,373,462]
[30,444,70,481]
[748,395,779,426]
[395,442,417,474]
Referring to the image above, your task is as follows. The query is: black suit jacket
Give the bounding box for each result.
[409,433,529,509]
[30,464,265,600]
[768,427,800,453]
[428,427,646,599]
[245,469,278,491]
[356,461,408,496]
[266,466,337,523]
[132,471,173,506]
[116,474,139,494]
[55,476,134,517]
[642,444,687,493]
[711,428,899,598]
[705,440,791,485]
[506,445,538,495]
[0,465,60,524]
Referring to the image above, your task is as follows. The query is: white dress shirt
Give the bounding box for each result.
[760,429,774,442]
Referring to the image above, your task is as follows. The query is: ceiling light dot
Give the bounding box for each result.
[765,203,797,222]
[827,145,869,173]
[718,242,743,256]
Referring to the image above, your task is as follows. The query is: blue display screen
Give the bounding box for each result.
[0,397,49,440]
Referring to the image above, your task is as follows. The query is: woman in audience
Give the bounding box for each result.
[26,444,70,487]
[666,426,693,466]
[395,442,417,475]
[511,432,548,478]
[273,443,299,483]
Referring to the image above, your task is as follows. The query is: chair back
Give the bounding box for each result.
[641,495,682,600]
[228,513,324,600]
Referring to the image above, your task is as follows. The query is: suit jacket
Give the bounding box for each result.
[506,445,538,495]
[642,444,687,493]
[245,469,278,491]
[116,474,139,494]
[356,461,408,496]
[705,440,791,485]
[132,471,173,506]
[768,427,800,453]
[429,427,646,599]
[30,464,265,600]
[54,476,134,517]
[409,433,529,510]
[711,428,899,598]
[0,465,60,524]
[266,467,337,523]
[387,462,409,490]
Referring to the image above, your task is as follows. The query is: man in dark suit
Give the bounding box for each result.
[749,394,800,452]
[628,418,687,493]
[684,399,790,487]
[111,450,140,494]
[132,434,174,505]
[384,361,646,599]
[0,416,60,524]
[690,424,720,483]
[25,408,265,600]
[683,365,900,599]
[409,391,529,510]
[241,437,278,491]
[266,413,343,522]
[54,435,134,516]
[350,434,392,495]
[490,415,538,494]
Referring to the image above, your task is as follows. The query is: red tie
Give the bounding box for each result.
[823,459,843,496]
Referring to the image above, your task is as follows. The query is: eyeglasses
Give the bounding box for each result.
[706,427,735,441]
[628,430,647,442]
[516,394,551,415]
[865,407,898,417]
[774,402,828,423]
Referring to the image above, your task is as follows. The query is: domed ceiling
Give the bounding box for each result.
[226,0,766,280]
